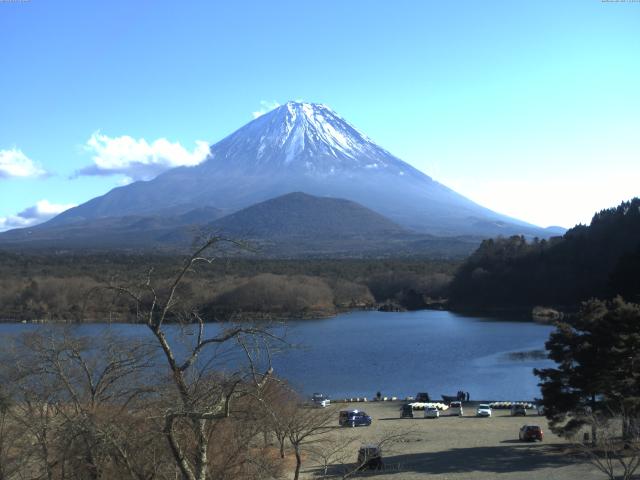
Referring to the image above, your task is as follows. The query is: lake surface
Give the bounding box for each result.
[0,310,555,401]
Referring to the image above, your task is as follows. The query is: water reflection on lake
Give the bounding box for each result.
[0,310,555,401]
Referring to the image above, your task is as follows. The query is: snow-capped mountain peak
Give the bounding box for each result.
[206,101,412,176]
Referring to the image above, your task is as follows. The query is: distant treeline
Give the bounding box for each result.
[448,198,640,309]
[0,254,456,322]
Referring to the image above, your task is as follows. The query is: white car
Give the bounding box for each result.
[476,404,492,417]
[312,393,330,408]
[424,406,440,419]
[449,401,464,416]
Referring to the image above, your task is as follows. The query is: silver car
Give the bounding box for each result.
[424,406,440,418]
[476,404,492,417]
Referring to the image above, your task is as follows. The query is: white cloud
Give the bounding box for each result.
[252,100,280,119]
[0,148,47,178]
[0,199,76,232]
[76,132,211,181]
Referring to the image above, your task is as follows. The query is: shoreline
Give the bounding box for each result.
[0,303,565,324]
[327,399,538,407]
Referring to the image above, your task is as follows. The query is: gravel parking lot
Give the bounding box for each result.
[301,401,603,479]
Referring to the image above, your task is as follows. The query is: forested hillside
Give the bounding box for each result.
[0,253,456,321]
[448,198,640,309]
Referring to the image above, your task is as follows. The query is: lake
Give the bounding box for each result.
[0,310,555,401]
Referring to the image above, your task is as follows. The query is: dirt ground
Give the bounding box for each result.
[300,401,603,479]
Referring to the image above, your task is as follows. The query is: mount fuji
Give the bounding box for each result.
[2,101,555,252]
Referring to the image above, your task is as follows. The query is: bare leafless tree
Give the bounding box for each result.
[257,380,299,459]
[284,404,336,480]
[106,236,280,480]
[0,389,30,480]
[306,433,359,479]
[2,329,162,480]
[572,403,640,480]
[0,237,288,480]
[303,427,414,479]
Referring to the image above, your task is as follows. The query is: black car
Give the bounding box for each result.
[357,445,383,470]
[400,404,414,418]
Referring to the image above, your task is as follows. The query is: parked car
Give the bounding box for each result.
[357,445,383,470]
[519,425,544,441]
[424,406,440,419]
[339,410,372,427]
[415,392,431,402]
[311,393,330,408]
[536,404,545,416]
[400,404,414,418]
[449,401,463,416]
[476,404,492,417]
[510,404,527,416]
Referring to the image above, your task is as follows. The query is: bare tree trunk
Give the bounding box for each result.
[195,419,209,480]
[591,394,597,446]
[164,418,196,480]
[84,447,100,480]
[293,444,302,480]
[623,414,630,441]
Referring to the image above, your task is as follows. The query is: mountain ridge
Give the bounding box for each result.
[0,192,481,258]
[3,101,559,248]
[209,191,407,237]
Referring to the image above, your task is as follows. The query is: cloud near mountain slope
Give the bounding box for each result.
[75,132,211,181]
[0,199,76,232]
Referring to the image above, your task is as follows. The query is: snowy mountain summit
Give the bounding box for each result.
[41,100,551,238]
[206,101,418,178]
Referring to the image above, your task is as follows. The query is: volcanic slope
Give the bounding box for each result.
[41,101,550,238]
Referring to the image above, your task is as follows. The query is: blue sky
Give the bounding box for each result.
[1,0,639,230]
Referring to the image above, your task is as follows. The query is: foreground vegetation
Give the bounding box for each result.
[535,297,640,480]
[0,240,390,480]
